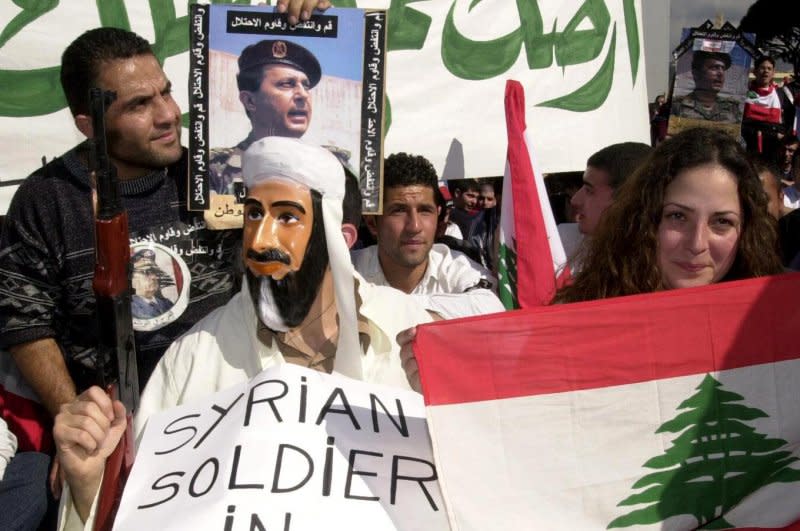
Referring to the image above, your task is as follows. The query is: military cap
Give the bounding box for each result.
[691,50,732,71]
[131,249,169,279]
[238,39,321,88]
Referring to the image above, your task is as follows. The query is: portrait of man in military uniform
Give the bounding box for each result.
[209,39,322,197]
[671,51,742,123]
[667,35,750,139]
[197,5,385,227]
[130,248,177,320]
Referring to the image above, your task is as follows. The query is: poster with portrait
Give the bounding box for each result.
[189,3,386,228]
[668,22,757,138]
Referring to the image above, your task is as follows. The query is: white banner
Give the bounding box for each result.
[114,363,447,530]
[0,0,648,214]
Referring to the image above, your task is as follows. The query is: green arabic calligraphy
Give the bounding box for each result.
[0,0,248,118]
[441,0,634,111]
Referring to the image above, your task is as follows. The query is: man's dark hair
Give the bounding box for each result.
[751,154,783,188]
[586,142,652,192]
[60,27,153,116]
[383,152,438,193]
[691,51,732,73]
[780,134,800,148]
[754,55,775,69]
[451,178,481,195]
[342,168,362,226]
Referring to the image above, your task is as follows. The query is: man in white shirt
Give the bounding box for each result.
[53,138,432,530]
[352,153,504,319]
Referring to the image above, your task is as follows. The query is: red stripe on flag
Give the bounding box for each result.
[415,272,800,406]
[0,384,53,453]
[739,525,800,531]
[505,80,558,307]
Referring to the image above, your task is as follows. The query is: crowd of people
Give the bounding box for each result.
[0,1,799,529]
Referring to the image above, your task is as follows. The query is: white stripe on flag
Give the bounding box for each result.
[427,360,800,530]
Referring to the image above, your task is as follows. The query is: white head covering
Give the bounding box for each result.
[242,137,362,380]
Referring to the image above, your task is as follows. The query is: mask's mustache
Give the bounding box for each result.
[247,248,291,266]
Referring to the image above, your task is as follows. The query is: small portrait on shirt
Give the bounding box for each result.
[129,243,191,331]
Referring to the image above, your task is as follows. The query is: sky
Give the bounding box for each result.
[668,0,753,52]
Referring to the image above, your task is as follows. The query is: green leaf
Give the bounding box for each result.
[607,504,664,528]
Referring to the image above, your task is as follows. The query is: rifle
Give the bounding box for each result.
[89,87,140,531]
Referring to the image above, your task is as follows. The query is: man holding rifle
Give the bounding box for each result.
[0,26,242,526]
[0,26,241,417]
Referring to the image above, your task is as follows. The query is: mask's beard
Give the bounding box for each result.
[247,195,329,330]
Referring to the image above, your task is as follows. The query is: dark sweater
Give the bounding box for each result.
[0,144,242,390]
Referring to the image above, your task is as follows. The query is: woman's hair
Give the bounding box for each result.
[555,127,783,303]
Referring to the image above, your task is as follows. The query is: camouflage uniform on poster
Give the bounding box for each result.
[208,134,256,197]
[671,92,742,123]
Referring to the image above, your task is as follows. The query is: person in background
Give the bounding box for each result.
[783,153,800,210]
[751,156,785,221]
[742,56,784,159]
[436,186,463,240]
[478,179,498,210]
[570,142,653,237]
[775,135,799,184]
[448,178,482,238]
[554,128,783,303]
[649,94,669,146]
[353,153,503,319]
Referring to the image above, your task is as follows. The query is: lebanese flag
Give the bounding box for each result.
[0,354,53,452]
[497,80,570,310]
[744,83,783,124]
[415,273,800,530]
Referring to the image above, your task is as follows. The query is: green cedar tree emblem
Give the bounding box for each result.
[608,374,800,529]
[497,241,519,310]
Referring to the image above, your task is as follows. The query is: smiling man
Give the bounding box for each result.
[0,27,242,528]
[209,39,321,196]
[353,153,503,319]
[0,27,240,419]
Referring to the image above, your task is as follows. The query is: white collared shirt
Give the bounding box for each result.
[352,243,505,319]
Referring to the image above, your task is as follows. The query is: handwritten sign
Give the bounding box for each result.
[114,364,447,530]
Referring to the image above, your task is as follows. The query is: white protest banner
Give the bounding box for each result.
[114,363,447,530]
[0,0,648,214]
